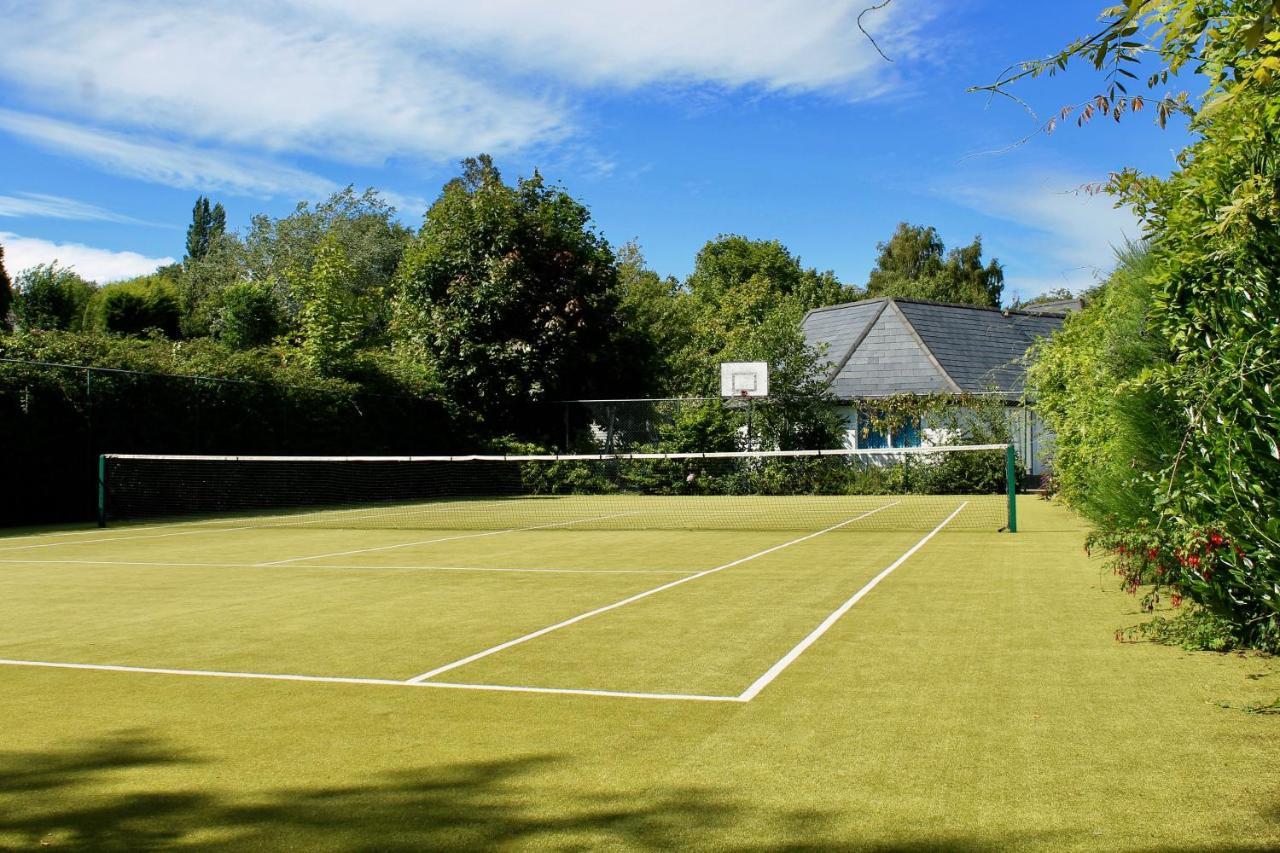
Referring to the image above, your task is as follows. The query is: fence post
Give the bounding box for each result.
[1005,443,1018,534]
[97,454,107,528]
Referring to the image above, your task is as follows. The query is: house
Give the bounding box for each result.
[800,296,1067,474]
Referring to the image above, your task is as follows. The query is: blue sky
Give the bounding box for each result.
[0,1,1191,301]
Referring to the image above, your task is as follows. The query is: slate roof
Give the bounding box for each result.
[801,297,1066,400]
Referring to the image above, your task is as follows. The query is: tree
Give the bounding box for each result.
[395,156,626,434]
[214,279,282,349]
[244,187,410,343]
[614,242,695,397]
[686,235,853,312]
[12,263,95,331]
[669,235,847,449]
[289,233,362,375]
[989,0,1280,650]
[176,232,247,337]
[865,223,1003,307]
[85,276,181,338]
[185,196,226,263]
[0,241,12,332]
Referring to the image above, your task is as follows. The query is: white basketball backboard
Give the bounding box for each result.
[720,362,769,398]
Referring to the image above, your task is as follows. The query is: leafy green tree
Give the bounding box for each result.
[614,242,695,397]
[245,187,410,341]
[185,196,226,263]
[176,232,249,337]
[289,233,362,375]
[395,156,625,433]
[686,235,853,311]
[12,263,95,331]
[993,0,1280,649]
[1028,246,1177,527]
[865,223,1003,306]
[86,276,182,338]
[213,279,282,349]
[667,235,847,448]
[0,241,12,332]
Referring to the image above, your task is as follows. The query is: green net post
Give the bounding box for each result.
[1005,443,1017,533]
[97,454,107,528]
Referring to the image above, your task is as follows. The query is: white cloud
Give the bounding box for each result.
[0,109,337,199]
[0,2,568,166]
[0,191,164,226]
[297,0,924,94]
[1,231,174,283]
[0,1,919,185]
[951,173,1142,298]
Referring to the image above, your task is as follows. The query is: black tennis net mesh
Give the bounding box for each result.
[101,447,1015,532]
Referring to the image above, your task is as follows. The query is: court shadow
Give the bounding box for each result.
[3,732,1270,851]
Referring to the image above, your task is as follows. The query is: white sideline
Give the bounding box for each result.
[256,512,638,566]
[0,557,696,575]
[736,501,968,702]
[0,658,742,702]
[405,502,901,683]
[0,525,250,553]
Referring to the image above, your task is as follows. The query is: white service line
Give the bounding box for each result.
[0,658,742,702]
[256,512,638,566]
[0,525,249,553]
[405,502,901,684]
[736,501,968,702]
[0,557,696,576]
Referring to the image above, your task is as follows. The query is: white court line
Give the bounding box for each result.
[737,502,967,702]
[0,659,741,702]
[256,511,637,566]
[0,526,250,553]
[0,557,695,576]
[405,502,901,684]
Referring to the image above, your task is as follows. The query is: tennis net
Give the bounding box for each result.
[99,446,1018,532]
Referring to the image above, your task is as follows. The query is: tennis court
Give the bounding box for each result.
[0,493,983,701]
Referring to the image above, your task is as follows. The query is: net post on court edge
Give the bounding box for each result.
[97,454,107,528]
[1005,444,1018,534]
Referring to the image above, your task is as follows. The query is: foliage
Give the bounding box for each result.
[288,234,363,375]
[0,241,12,332]
[613,242,694,397]
[12,262,95,332]
[1011,287,1076,308]
[184,196,226,263]
[175,232,249,338]
[85,275,182,338]
[394,156,626,436]
[212,279,282,349]
[246,186,410,340]
[1027,246,1179,528]
[865,223,1004,307]
[667,235,852,450]
[996,0,1280,650]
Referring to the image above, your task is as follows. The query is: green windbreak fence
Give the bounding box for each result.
[0,358,455,526]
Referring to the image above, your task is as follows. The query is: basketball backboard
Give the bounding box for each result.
[720,362,769,398]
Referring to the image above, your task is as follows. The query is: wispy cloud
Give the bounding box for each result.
[0,109,337,199]
[0,191,167,226]
[0,2,569,166]
[1,231,174,282]
[948,172,1142,298]
[0,1,925,187]
[299,0,927,94]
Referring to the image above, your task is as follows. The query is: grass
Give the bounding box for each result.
[1,496,1278,850]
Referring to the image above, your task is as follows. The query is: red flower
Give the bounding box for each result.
[1188,555,1201,568]
[1171,594,1182,608]
[1147,548,1159,559]
[1209,532,1225,547]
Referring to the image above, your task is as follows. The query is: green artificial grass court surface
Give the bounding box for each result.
[2,497,1278,850]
